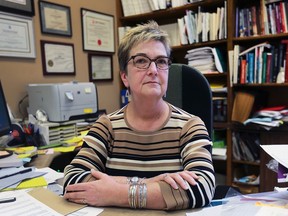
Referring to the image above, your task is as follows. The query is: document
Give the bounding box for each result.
[0,190,62,216]
[260,145,288,169]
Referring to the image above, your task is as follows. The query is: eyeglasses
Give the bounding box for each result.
[127,55,172,70]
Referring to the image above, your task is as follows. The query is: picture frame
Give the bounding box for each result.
[81,8,115,53]
[40,40,76,76]
[88,53,113,81]
[39,1,72,37]
[0,0,35,16]
[0,12,36,58]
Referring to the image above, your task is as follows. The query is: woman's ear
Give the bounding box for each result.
[120,71,129,88]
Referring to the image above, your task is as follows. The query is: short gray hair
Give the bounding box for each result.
[118,20,171,74]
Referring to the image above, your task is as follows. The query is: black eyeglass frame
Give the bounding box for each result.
[125,54,172,70]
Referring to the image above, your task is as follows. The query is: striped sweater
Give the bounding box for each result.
[63,103,215,210]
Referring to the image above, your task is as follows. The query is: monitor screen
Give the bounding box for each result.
[0,80,12,137]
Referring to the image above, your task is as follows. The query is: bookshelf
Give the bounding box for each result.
[116,0,288,193]
[228,0,288,193]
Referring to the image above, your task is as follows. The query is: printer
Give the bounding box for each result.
[27,82,98,122]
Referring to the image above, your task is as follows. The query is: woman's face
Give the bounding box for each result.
[121,40,169,101]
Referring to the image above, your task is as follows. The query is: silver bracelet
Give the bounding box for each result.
[138,183,147,209]
[128,184,137,208]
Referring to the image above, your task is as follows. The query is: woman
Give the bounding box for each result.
[63,20,215,210]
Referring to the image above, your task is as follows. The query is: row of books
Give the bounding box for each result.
[232,131,261,162]
[120,0,203,17]
[118,3,227,47]
[230,41,288,84]
[178,4,227,45]
[235,0,288,37]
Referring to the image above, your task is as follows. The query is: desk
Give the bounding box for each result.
[28,150,78,171]
[99,207,189,216]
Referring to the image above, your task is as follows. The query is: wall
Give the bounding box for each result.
[0,0,120,119]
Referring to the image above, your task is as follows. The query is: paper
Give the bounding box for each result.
[0,190,62,216]
[28,187,86,215]
[260,145,288,169]
[0,170,46,191]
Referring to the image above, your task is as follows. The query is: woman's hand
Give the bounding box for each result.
[145,170,199,190]
[64,169,127,207]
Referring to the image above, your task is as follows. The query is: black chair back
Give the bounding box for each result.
[166,64,213,138]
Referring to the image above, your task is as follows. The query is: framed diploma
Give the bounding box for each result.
[88,53,113,81]
[39,1,72,37]
[0,12,36,58]
[40,40,76,76]
[81,8,115,53]
[0,0,35,16]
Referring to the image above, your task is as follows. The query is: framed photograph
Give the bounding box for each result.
[0,0,35,16]
[81,8,115,53]
[88,53,113,81]
[40,40,75,75]
[39,1,72,37]
[0,12,36,58]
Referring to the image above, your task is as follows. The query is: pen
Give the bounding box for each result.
[0,168,33,180]
[0,197,16,204]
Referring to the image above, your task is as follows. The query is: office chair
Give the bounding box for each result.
[166,63,213,137]
[166,64,238,199]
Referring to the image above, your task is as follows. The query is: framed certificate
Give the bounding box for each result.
[0,0,35,16]
[0,12,36,58]
[81,8,115,53]
[88,53,113,81]
[39,1,72,37]
[40,40,76,75]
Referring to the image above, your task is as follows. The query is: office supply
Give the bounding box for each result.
[27,82,98,122]
[0,152,23,168]
[0,190,62,215]
[261,145,288,169]
[0,167,32,179]
[28,187,86,215]
[0,168,45,190]
[0,197,16,204]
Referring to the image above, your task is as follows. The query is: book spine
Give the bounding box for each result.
[282,40,288,83]
[248,52,255,83]
[262,52,268,83]
[240,58,247,84]
[266,53,272,83]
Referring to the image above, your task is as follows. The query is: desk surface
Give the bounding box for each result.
[100,207,193,215]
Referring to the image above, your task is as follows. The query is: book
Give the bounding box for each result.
[265,52,273,83]
[262,52,268,83]
[281,39,288,82]
[240,58,247,84]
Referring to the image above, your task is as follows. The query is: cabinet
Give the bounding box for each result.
[116,0,288,192]
[228,0,288,193]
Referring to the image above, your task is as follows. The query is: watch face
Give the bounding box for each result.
[131,177,138,183]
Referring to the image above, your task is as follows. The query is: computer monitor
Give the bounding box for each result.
[0,80,12,137]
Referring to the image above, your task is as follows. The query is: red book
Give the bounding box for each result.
[266,53,272,83]
[240,58,247,84]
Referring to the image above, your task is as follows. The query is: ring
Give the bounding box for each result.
[82,199,86,204]
[163,173,168,180]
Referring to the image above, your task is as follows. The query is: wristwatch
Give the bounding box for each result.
[128,176,139,185]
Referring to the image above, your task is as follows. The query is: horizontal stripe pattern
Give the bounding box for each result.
[63,103,215,210]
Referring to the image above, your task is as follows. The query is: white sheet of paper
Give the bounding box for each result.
[0,190,62,216]
[260,145,288,169]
